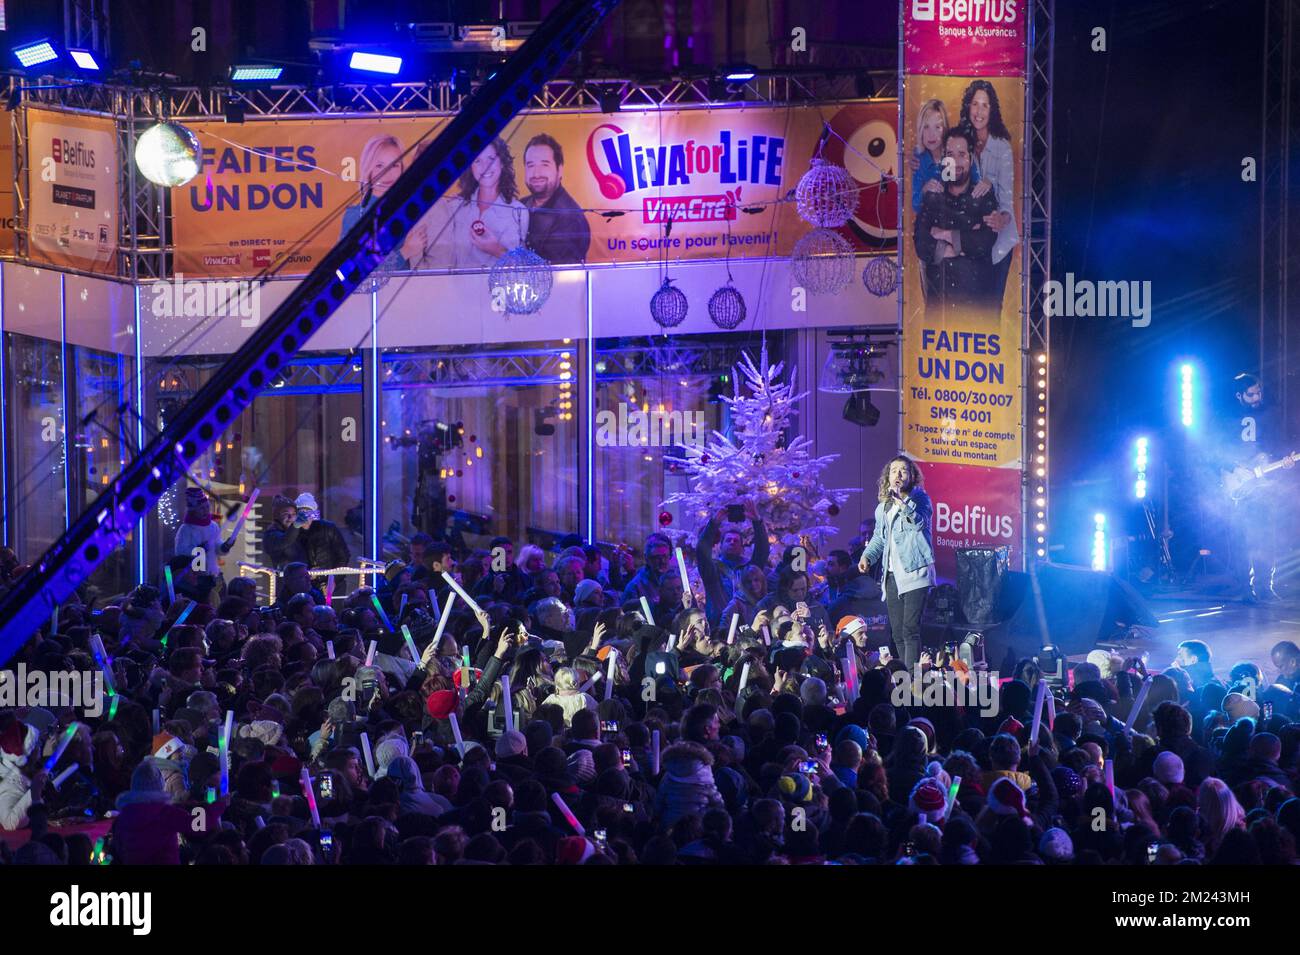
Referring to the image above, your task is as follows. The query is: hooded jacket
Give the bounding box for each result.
[653,741,725,828]
[385,756,453,817]
[0,723,39,831]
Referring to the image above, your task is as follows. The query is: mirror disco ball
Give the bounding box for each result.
[489,246,554,314]
[134,122,202,188]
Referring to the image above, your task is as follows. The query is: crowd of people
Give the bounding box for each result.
[1,507,1299,867]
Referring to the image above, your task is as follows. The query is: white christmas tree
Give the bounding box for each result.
[662,344,858,549]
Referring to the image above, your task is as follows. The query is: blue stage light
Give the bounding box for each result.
[13,39,59,69]
[1179,363,1195,427]
[1091,513,1107,571]
[1134,436,1149,499]
[349,51,402,76]
[231,65,283,82]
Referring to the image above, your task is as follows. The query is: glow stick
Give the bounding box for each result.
[578,672,599,695]
[431,592,456,650]
[551,791,585,836]
[1045,689,1056,729]
[398,593,409,620]
[365,640,377,666]
[441,571,483,616]
[89,634,117,698]
[675,547,692,606]
[761,625,772,646]
[737,661,751,696]
[226,487,260,540]
[369,594,394,633]
[163,565,175,605]
[325,575,334,607]
[401,624,420,663]
[1104,759,1115,798]
[461,648,472,688]
[360,732,375,778]
[639,596,655,626]
[666,631,676,652]
[108,696,119,720]
[219,710,233,796]
[326,640,335,660]
[604,649,618,702]
[254,816,266,830]
[944,775,962,820]
[1124,676,1153,734]
[650,729,661,776]
[448,712,465,755]
[163,601,195,646]
[500,674,514,731]
[1030,679,1048,750]
[430,590,442,624]
[51,605,58,633]
[51,763,80,790]
[43,724,78,773]
[727,613,739,645]
[151,708,160,736]
[299,768,320,828]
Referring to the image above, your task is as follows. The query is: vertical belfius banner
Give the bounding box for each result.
[899,0,1027,580]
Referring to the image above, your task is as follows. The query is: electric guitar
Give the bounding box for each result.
[1222,452,1299,502]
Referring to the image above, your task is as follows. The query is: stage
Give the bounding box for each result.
[1095,590,1299,678]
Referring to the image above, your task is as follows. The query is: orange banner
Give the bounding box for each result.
[25,108,119,274]
[171,103,899,278]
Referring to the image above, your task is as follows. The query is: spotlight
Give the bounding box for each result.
[349,51,402,76]
[134,121,202,188]
[451,68,472,99]
[224,100,246,124]
[706,77,730,101]
[1035,644,1065,684]
[230,64,283,82]
[13,39,59,69]
[722,64,757,83]
[854,73,876,98]
[1091,513,1107,571]
[68,49,102,72]
[1179,363,1195,428]
[842,392,880,428]
[598,88,621,114]
[1133,436,1149,500]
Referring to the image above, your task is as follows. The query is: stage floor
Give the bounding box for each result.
[1101,591,1300,679]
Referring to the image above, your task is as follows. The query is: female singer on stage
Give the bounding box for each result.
[857,455,936,667]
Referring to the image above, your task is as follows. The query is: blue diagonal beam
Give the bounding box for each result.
[0,0,622,660]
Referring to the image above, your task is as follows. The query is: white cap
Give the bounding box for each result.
[294,492,319,511]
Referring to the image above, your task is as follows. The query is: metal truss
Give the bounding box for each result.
[1260,0,1300,440]
[383,346,573,389]
[19,69,896,121]
[63,0,111,55]
[1023,0,1054,567]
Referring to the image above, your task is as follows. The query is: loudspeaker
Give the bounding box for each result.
[993,564,1158,665]
[956,546,1011,625]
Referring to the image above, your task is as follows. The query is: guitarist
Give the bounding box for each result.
[1222,373,1294,602]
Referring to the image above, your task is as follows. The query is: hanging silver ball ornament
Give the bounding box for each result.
[650,278,689,329]
[862,256,900,297]
[791,228,854,295]
[708,283,747,330]
[134,121,202,188]
[795,157,857,228]
[489,246,554,315]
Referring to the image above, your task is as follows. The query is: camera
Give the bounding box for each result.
[320,775,335,800]
[600,720,619,734]
[814,733,828,751]
[621,748,632,765]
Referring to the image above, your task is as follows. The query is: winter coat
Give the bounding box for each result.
[653,741,725,828]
